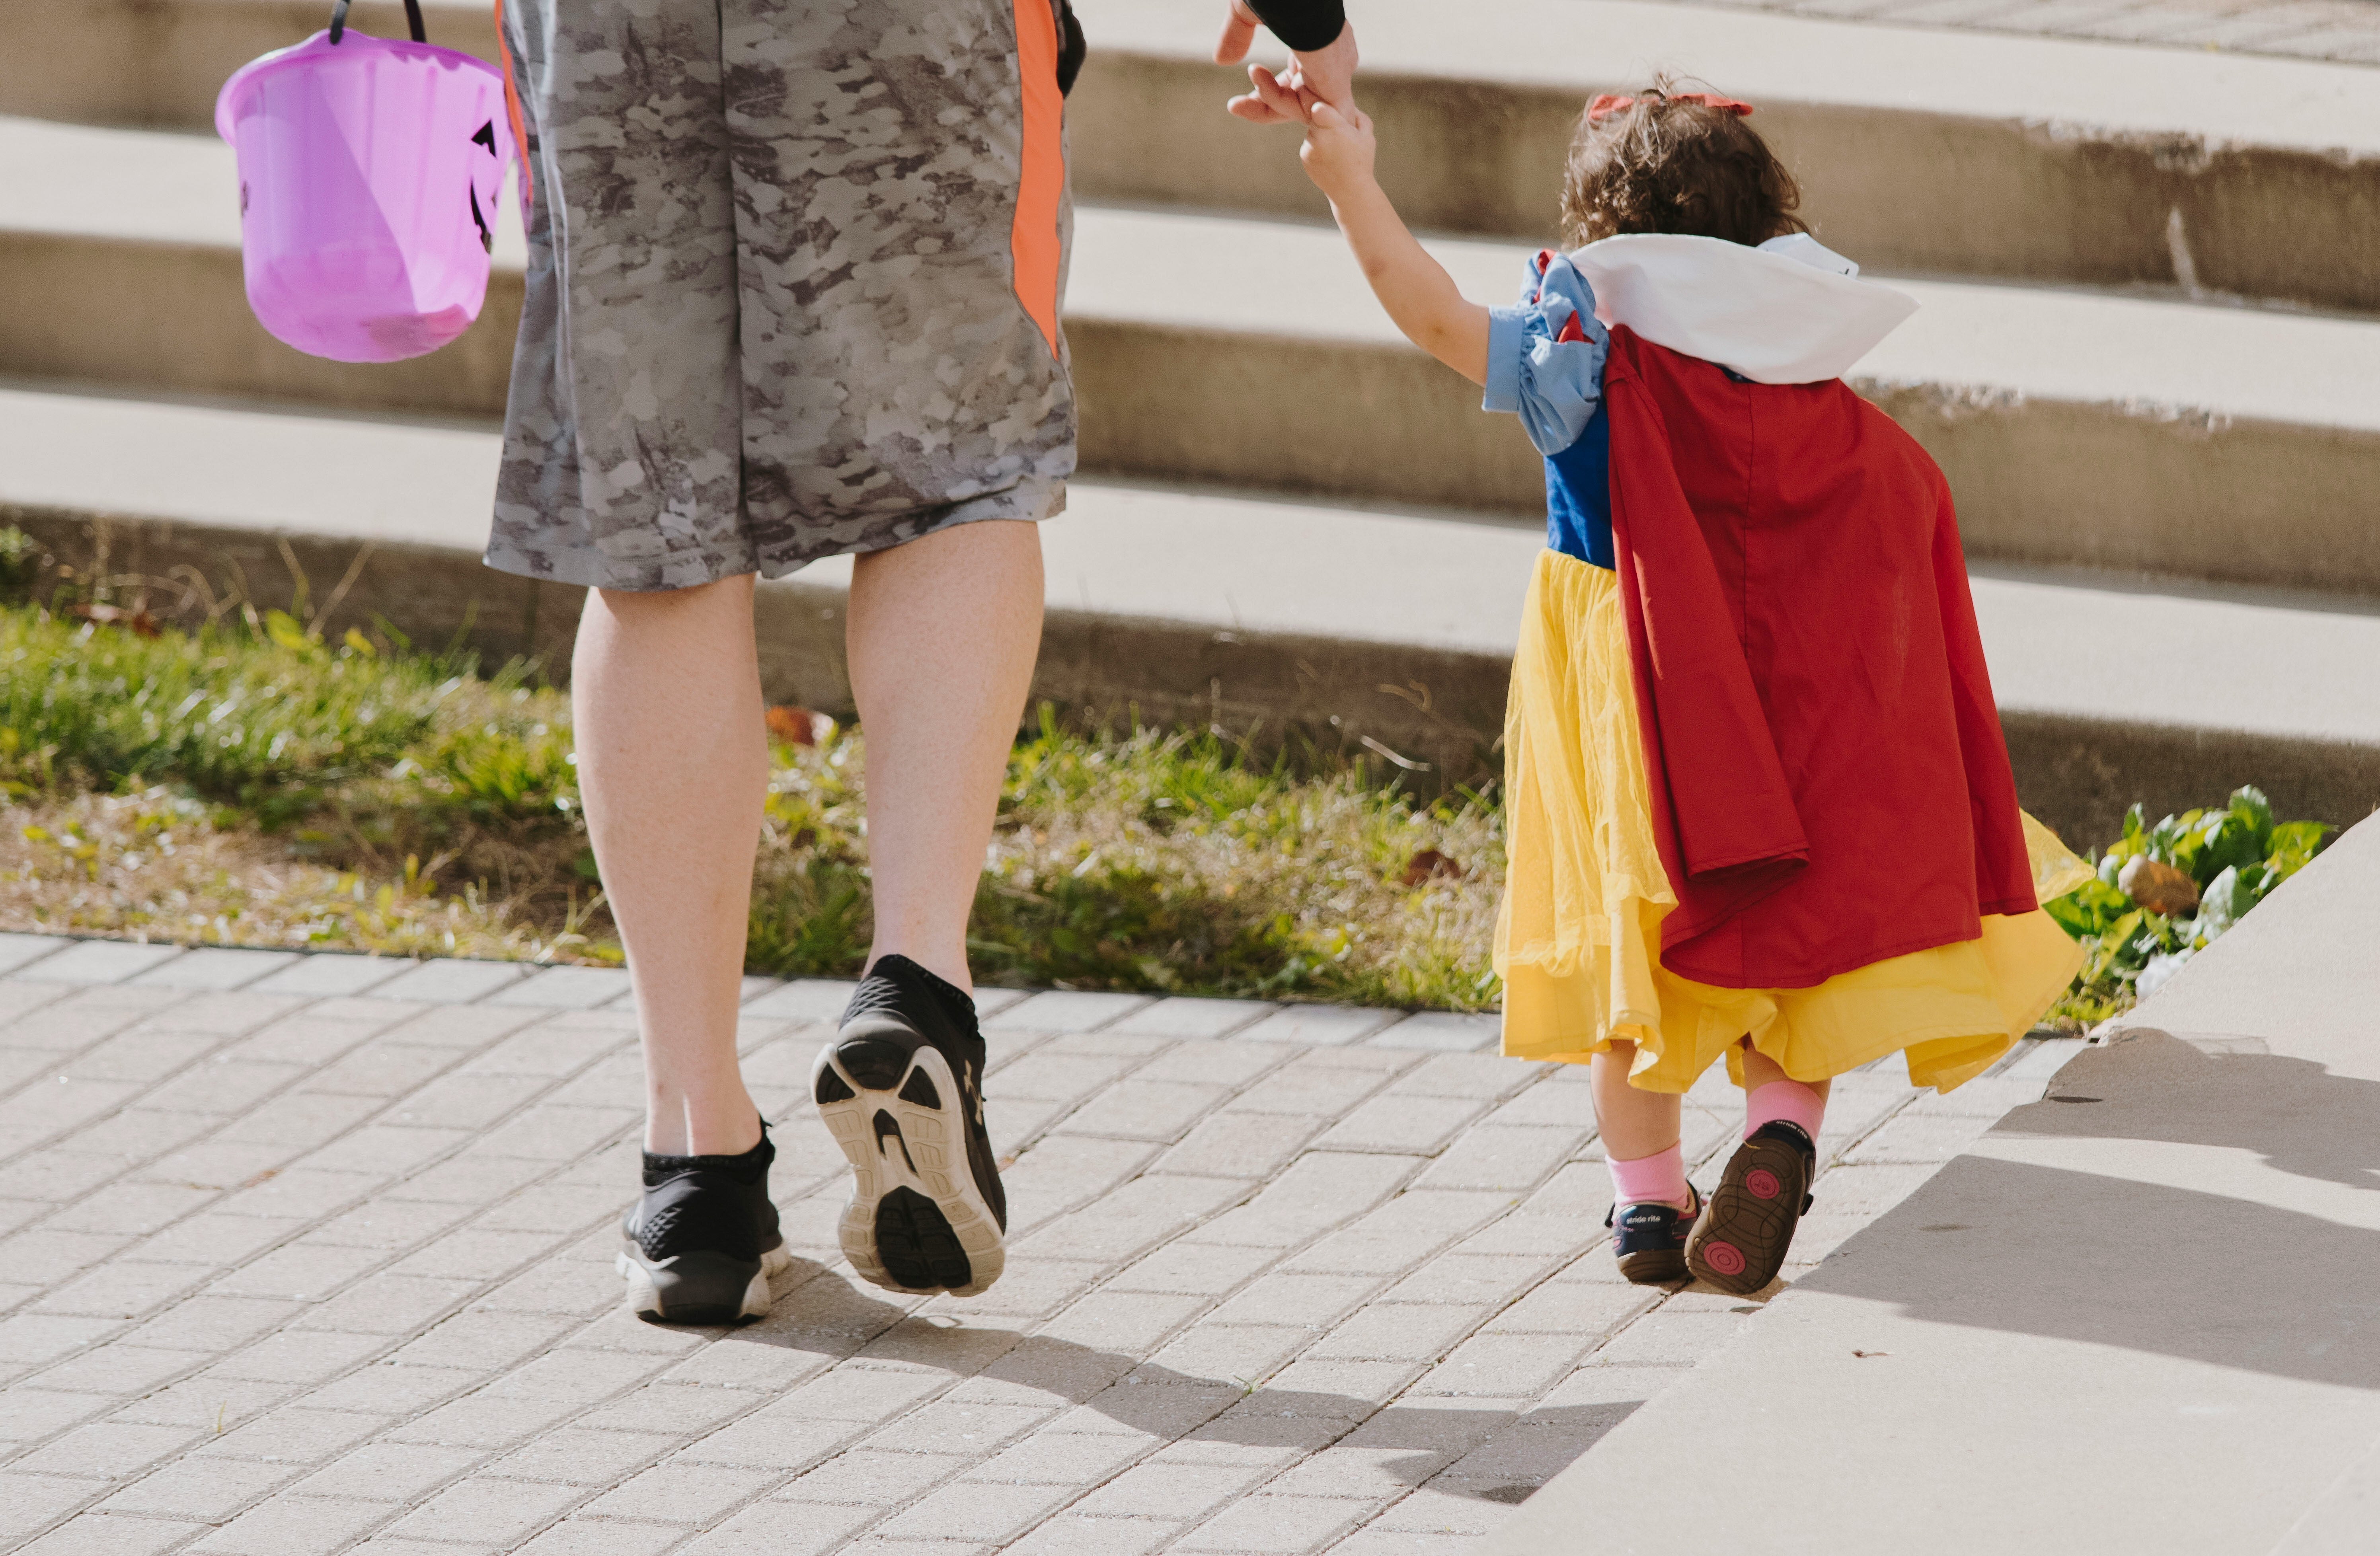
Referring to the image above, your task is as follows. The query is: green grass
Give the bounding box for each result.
[735,705,1502,1007]
[0,595,1502,1007]
[0,608,451,803]
[0,564,2329,1020]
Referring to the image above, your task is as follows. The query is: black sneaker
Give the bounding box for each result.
[1605,1185,1701,1285]
[810,955,1007,1297]
[1686,1121,1817,1295]
[617,1125,789,1326]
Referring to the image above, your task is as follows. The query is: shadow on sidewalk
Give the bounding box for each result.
[673,1261,1645,1502]
[2004,1027,2380,1192]
[1796,1029,2380,1389]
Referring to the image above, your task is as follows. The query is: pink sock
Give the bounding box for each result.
[1606,1143,1690,1210]
[1745,1080,1825,1147]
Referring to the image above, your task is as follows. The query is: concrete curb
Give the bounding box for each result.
[2,500,1520,795]
[13,500,2379,844]
[1482,812,2380,1554]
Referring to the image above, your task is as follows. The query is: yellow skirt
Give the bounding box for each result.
[1494,550,2088,1094]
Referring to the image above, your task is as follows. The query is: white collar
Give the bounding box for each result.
[1565,232,1915,384]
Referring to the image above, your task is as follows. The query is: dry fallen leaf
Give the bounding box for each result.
[766,706,835,746]
[1402,848,1464,886]
[72,602,162,638]
[2118,855,2199,917]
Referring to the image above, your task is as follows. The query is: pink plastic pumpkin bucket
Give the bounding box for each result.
[214,0,514,363]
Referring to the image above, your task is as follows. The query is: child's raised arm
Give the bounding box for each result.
[1299,102,1490,386]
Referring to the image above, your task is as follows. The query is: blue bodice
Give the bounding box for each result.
[1544,409,1615,569]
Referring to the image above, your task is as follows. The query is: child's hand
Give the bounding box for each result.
[1299,99,1378,203]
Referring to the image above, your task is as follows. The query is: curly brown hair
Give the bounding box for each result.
[1558,80,1808,250]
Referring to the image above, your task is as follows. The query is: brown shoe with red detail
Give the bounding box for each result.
[1685,1121,1816,1295]
[1606,1184,1702,1285]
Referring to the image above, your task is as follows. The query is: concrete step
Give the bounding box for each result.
[6,116,2377,600]
[10,0,2380,312]
[4,0,503,129]
[1076,208,2380,603]
[1072,0,2380,314]
[5,379,2375,845]
[1485,811,2380,1555]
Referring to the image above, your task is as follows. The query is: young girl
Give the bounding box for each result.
[1297,86,2088,1295]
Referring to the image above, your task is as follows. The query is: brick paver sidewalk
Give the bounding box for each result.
[1660,0,2380,65]
[0,935,2081,1555]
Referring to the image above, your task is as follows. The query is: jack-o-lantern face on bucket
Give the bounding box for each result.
[215,11,515,363]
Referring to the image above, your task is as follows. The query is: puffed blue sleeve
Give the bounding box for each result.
[1482,253,1610,457]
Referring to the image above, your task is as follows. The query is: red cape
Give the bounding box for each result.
[1602,327,2037,989]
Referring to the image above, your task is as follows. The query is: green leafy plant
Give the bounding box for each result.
[2041,786,2333,1024]
[0,526,39,602]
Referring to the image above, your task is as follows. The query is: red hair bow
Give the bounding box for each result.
[1587,92,1754,122]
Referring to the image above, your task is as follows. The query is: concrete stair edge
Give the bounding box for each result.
[10,0,2380,310]
[6,137,2376,599]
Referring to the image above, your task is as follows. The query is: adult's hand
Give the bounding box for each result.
[1216,0,1358,123]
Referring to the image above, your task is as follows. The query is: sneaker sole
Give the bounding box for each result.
[812,1040,1005,1297]
[616,1242,792,1327]
[1685,1136,1810,1296]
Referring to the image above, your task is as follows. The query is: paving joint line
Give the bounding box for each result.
[690,1012,1503,1551]
[0,983,865,1540]
[0,947,2062,1554]
[0,1028,653,1510]
[269,995,1423,1554]
[964,1039,1598,1552]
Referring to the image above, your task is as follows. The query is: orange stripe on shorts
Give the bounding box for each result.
[1010,0,1064,357]
[491,0,534,217]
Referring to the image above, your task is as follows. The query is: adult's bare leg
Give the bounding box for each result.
[846,520,1046,993]
[574,574,768,1157]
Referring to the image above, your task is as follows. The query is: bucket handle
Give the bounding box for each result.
[328,0,429,45]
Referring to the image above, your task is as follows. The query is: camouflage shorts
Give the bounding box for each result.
[487,0,1076,592]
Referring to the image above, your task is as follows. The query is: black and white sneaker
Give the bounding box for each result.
[811,955,1007,1297]
[1605,1185,1702,1285]
[617,1126,790,1326]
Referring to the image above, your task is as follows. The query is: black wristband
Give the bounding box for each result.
[1241,0,1348,54]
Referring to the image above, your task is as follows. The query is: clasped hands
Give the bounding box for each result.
[1214,0,1374,200]
[1214,0,1359,125]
